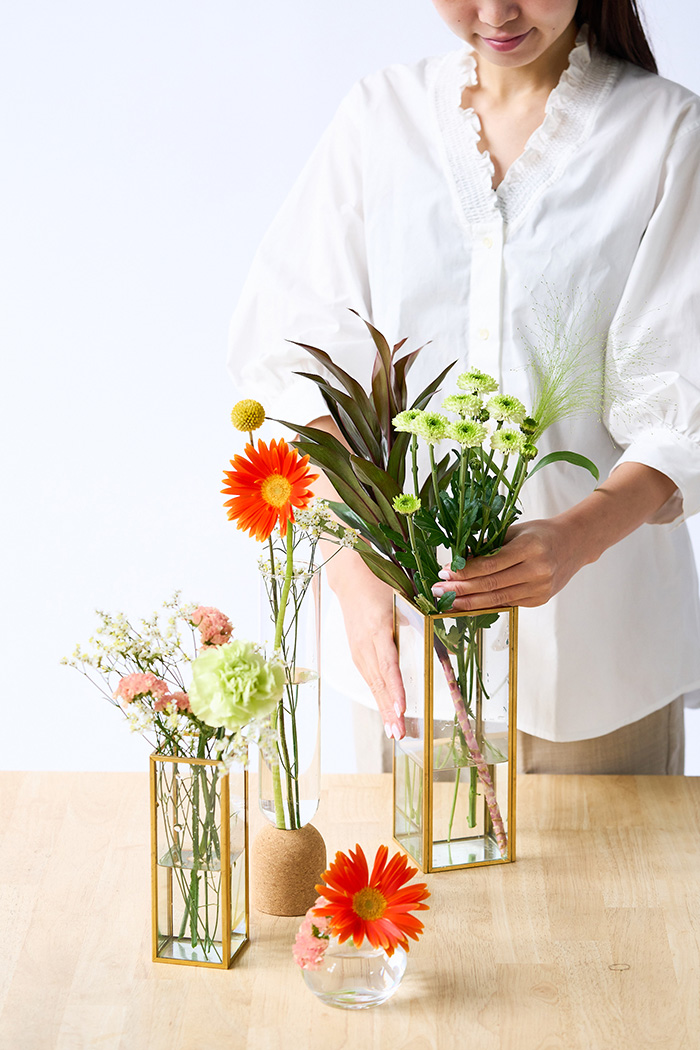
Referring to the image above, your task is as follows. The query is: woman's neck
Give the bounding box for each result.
[473,22,578,104]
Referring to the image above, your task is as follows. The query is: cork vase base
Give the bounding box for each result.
[251,822,327,916]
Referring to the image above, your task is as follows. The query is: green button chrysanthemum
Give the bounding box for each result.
[490,428,526,455]
[448,420,487,448]
[521,442,539,461]
[456,369,498,394]
[520,416,539,436]
[442,393,483,417]
[393,493,421,515]
[412,411,449,444]
[486,393,527,424]
[392,409,422,433]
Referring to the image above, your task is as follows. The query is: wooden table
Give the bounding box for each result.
[1,773,699,1050]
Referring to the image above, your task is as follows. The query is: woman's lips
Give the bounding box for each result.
[481,30,532,52]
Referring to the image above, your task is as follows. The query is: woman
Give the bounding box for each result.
[229,1,700,773]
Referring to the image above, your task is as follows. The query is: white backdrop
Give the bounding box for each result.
[2,1,699,773]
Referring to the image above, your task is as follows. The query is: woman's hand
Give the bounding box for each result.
[431,518,582,610]
[431,461,679,612]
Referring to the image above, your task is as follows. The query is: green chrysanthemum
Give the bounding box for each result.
[230,399,265,431]
[392,409,422,434]
[393,494,421,516]
[448,420,487,448]
[490,428,526,455]
[520,416,539,436]
[442,393,483,417]
[486,394,527,425]
[456,369,498,394]
[412,411,448,444]
[521,442,539,461]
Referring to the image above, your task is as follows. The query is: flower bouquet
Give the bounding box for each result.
[222,400,358,912]
[293,843,429,1009]
[64,594,284,965]
[280,315,598,871]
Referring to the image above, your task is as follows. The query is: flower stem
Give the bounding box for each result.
[433,638,508,857]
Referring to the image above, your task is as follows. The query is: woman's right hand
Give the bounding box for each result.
[327,546,406,740]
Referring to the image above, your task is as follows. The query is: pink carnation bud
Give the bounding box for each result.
[114,672,170,705]
[191,606,234,648]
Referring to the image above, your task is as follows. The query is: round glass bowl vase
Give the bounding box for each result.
[302,937,407,1009]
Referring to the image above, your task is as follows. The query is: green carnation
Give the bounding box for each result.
[189,640,284,731]
[393,493,421,515]
[456,369,498,394]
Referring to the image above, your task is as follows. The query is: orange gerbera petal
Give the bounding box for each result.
[314,844,430,956]
[221,437,318,542]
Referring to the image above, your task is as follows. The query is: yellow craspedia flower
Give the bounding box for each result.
[230,399,265,432]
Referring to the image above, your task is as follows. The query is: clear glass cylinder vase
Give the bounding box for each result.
[150,754,248,967]
[259,569,321,830]
[301,936,407,1009]
[393,594,518,872]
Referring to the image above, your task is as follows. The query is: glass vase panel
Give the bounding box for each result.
[301,937,407,1009]
[259,570,321,830]
[150,754,248,967]
[393,594,517,873]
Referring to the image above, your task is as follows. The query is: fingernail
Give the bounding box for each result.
[394,701,403,717]
[384,722,392,739]
[438,570,451,580]
[391,723,402,740]
[432,586,444,596]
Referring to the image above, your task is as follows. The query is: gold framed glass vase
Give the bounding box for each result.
[150,753,249,967]
[393,594,518,873]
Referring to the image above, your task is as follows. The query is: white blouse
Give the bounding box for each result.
[229,34,700,741]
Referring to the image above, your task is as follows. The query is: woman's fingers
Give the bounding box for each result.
[431,520,580,610]
[352,626,405,739]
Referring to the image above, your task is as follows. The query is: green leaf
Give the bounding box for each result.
[291,372,383,464]
[349,455,406,534]
[451,555,466,571]
[287,341,382,444]
[409,360,457,411]
[436,590,456,612]
[325,501,394,555]
[414,594,437,615]
[357,548,414,599]
[527,450,600,483]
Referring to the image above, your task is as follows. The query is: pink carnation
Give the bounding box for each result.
[114,672,169,705]
[292,897,332,970]
[153,691,190,714]
[191,606,233,647]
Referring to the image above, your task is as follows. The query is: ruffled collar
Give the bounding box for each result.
[431,28,622,230]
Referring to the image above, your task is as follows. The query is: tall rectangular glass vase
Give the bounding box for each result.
[150,754,249,967]
[393,594,517,873]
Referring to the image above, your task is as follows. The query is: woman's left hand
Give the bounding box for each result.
[430,519,584,611]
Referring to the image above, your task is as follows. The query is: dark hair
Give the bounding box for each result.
[576,0,657,74]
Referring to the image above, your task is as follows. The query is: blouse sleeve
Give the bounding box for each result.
[605,118,700,523]
[227,83,372,430]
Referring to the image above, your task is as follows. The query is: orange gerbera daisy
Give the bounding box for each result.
[314,844,430,956]
[222,438,318,542]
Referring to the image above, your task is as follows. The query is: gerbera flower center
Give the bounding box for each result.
[352,886,387,921]
[260,474,293,508]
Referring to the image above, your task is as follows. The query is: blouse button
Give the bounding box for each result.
[479,328,490,340]
[482,236,493,249]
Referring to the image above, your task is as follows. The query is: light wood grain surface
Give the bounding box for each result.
[1,772,699,1050]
